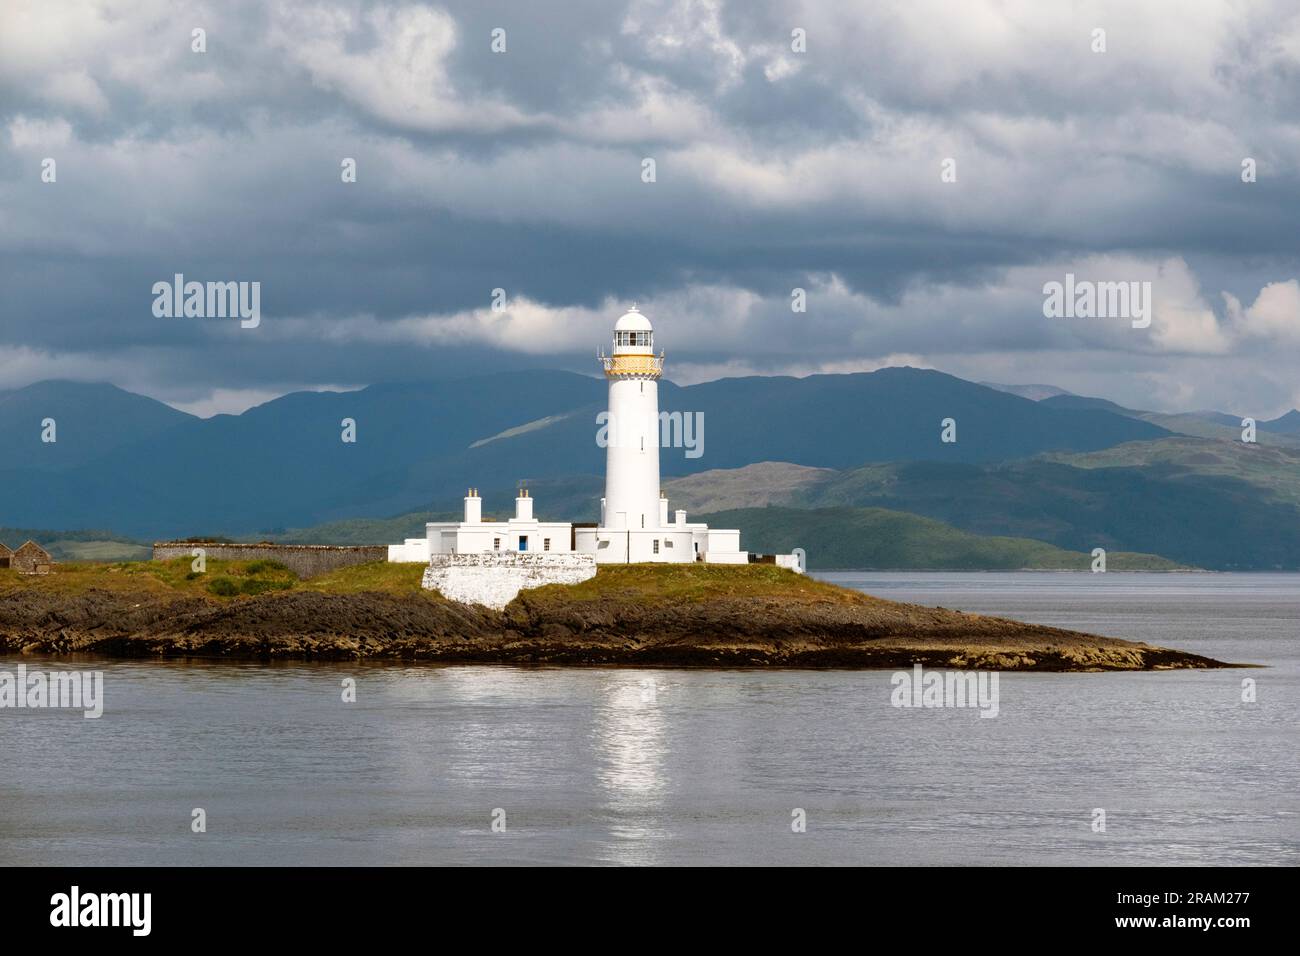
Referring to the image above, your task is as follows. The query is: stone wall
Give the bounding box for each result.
[152,542,386,579]
[423,551,597,610]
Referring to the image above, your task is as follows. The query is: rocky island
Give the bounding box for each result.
[0,558,1236,671]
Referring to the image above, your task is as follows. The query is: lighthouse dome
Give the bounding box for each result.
[614,308,652,332]
[611,305,655,357]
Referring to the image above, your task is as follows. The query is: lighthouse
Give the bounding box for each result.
[393,303,783,590]
[600,306,664,532]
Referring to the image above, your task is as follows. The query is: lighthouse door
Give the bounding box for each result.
[518,536,528,551]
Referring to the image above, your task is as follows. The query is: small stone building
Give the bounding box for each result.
[11,540,52,575]
[0,542,11,569]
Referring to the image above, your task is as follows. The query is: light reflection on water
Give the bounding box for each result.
[592,678,670,865]
[0,572,1296,865]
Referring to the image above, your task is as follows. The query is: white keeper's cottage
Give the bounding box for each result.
[389,307,801,607]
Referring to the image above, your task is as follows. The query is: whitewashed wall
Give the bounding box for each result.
[422,552,596,609]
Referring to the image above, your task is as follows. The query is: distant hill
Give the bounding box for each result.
[0,526,149,562]
[637,432,1300,570]
[1042,437,1300,510]
[698,506,1184,570]
[1188,410,1245,428]
[1036,392,1300,447]
[0,369,1171,538]
[1262,409,1300,434]
[801,452,1300,570]
[661,462,835,512]
[266,511,462,546]
[1039,394,1138,415]
[0,380,192,471]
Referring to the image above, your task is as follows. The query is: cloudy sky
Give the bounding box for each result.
[3,0,1299,417]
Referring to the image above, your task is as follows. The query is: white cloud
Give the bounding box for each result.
[269,3,538,133]
[257,258,1276,364]
[1225,280,1300,344]
[623,0,748,91]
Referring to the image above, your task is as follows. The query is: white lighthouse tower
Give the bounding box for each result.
[579,305,750,565]
[600,306,664,534]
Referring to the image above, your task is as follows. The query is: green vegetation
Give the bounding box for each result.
[298,561,431,595]
[697,506,1186,571]
[520,562,870,607]
[0,557,849,606]
[205,576,237,596]
[0,556,436,600]
[0,556,306,600]
[206,573,294,597]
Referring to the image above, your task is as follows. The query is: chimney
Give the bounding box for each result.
[515,487,533,521]
[659,491,669,527]
[675,509,686,527]
[464,488,481,524]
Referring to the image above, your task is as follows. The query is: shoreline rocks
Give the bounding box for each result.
[0,587,1235,671]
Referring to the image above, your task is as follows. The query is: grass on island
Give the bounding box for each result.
[0,557,850,606]
[516,563,869,606]
[0,557,430,601]
[0,556,299,599]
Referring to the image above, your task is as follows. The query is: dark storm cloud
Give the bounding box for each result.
[2,0,1299,415]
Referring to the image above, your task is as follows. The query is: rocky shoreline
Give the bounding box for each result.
[0,585,1234,670]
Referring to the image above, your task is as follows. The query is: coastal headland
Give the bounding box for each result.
[0,560,1234,670]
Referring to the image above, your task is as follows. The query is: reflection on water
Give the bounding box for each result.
[595,677,667,800]
[593,677,670,864]
[0,572,1296,865]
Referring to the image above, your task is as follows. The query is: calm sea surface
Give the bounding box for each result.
[1,571,1296,866]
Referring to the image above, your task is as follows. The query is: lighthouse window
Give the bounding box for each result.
[653,540,660,554]
[543,538,551,551]
[493,538,500,551]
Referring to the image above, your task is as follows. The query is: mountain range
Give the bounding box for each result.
[2,370,1298,570]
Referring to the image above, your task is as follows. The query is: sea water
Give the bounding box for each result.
[1,572,1295,865]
